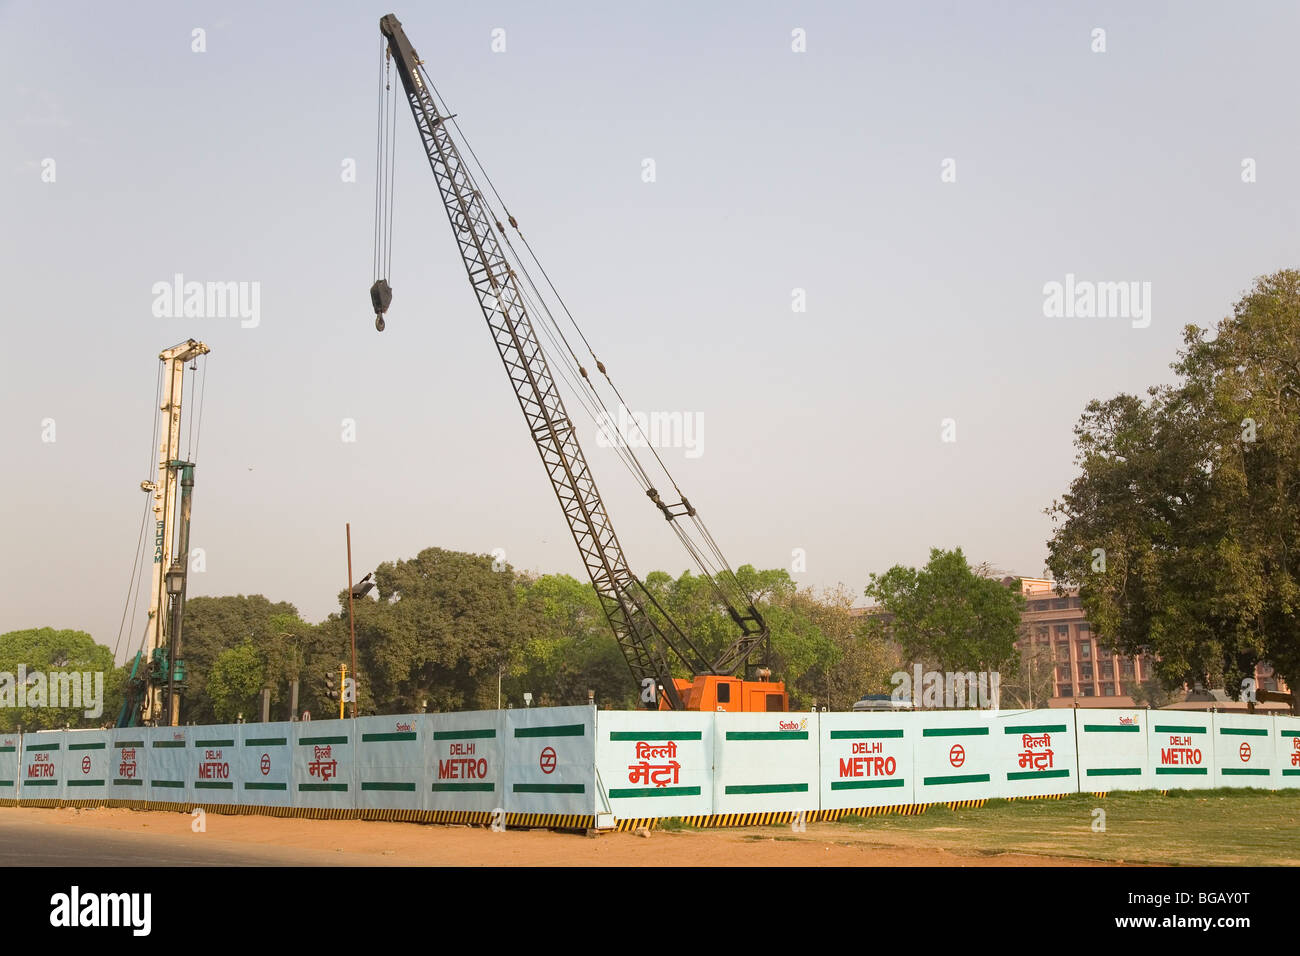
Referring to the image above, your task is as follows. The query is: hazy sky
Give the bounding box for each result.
[3,1,1297,662]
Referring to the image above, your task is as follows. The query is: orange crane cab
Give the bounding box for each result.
[662,676,789,712]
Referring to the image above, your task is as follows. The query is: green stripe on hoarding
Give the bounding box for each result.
[512,783,585,793]
[1285,769,1300,776]
[513,725,584,738]
[114,779,143,787]
[22,780,58,787]
[298,736,347,745]
[115,741,144,748]
[1007,769,1070,781]
[1154,725,1207,734]
[0,781,13,788]
[923,773,991,786]
[608,731,703,741]
[1004,724,1068,734]
[66,780,105,787]
[1086,767,1142,776]
[152,741,184,749]
[608,786,703,798]
[68,742,106,751]
[830,779,906,791]
[244,782,287,791]
[361,732,417,743]
[244,738,287,747]
[829,730,903,740]
[723,783,809,795]
[0,746,14,753]
[193,739,235,747]
[725,731,808,741]
[1218,727,1267,737]
[152,780,184,788]
[432,782,495,792]
[25,742,59,751]
[1084,725,1140,733]
[1155,767,1207,775]
[433,729,495,740]
[922,727,988,737]
[299,783,348,792]
[1221,768,1269,776]
[194,781,234,789]
[361,781,416,791]
[1282,730,1300,737]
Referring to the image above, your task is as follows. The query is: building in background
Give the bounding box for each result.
[1007,577,1289,712]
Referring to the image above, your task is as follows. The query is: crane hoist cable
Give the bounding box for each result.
[371,40,397,330]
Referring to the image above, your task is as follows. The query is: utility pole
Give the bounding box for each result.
[346,524,358,719]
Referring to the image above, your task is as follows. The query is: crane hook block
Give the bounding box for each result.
[370,279,393,332]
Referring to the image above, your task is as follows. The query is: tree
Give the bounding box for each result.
[206,640,265,723]
[0,628,123,731]
[862,548,1025,678]
[179,595,307,723]
[1046,269,1300,695]
[348,548,529,713]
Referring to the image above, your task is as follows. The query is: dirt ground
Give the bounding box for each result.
[0,806,1109,866]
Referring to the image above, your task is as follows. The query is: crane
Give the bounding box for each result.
[370,15,787,712]
[118,339,209,727]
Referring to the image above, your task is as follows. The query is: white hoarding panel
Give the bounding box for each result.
[188,728,238,807]
[912,711,997,804]
[19,731,64,803]
[109,732,147,804]
[1148,715,1215,789]
[596,711,713,821]
[428,710,505,818]
[293,719,355,812]
[713,713,819,815]
[0,732,19,803]
[239,722,292,807]
[1076,709,1150,792]
[506,706,596,820]
[64,729,112,804]
[995,711,1077,798]
[1276,716,1300,789]
[355,715,424,813]
[819,712,913,810]
[1212,713,1273,788]
[145,726,190,806]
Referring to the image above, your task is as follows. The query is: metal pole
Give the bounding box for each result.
[346,523,358,719]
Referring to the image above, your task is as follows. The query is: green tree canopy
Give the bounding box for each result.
[0,628,123,730]
[863,548,1024,676]
[1046,269,1300,694]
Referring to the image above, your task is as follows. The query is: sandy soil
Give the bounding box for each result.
[0,806,1110,866]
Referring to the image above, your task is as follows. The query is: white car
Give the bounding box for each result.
[851,694,912,712]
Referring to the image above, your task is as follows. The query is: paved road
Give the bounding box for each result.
[0,816,378,866]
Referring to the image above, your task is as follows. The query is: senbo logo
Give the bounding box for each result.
[779,718,808,732]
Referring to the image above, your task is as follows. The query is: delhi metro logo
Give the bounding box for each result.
[81,756,91,774]
[1239,742,1251,763]
[260,753,271,776]
[539,747,557,775]
[948,745,965,768]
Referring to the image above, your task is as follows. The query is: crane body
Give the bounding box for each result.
[375,15,785,711]
[118,339,208,727]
